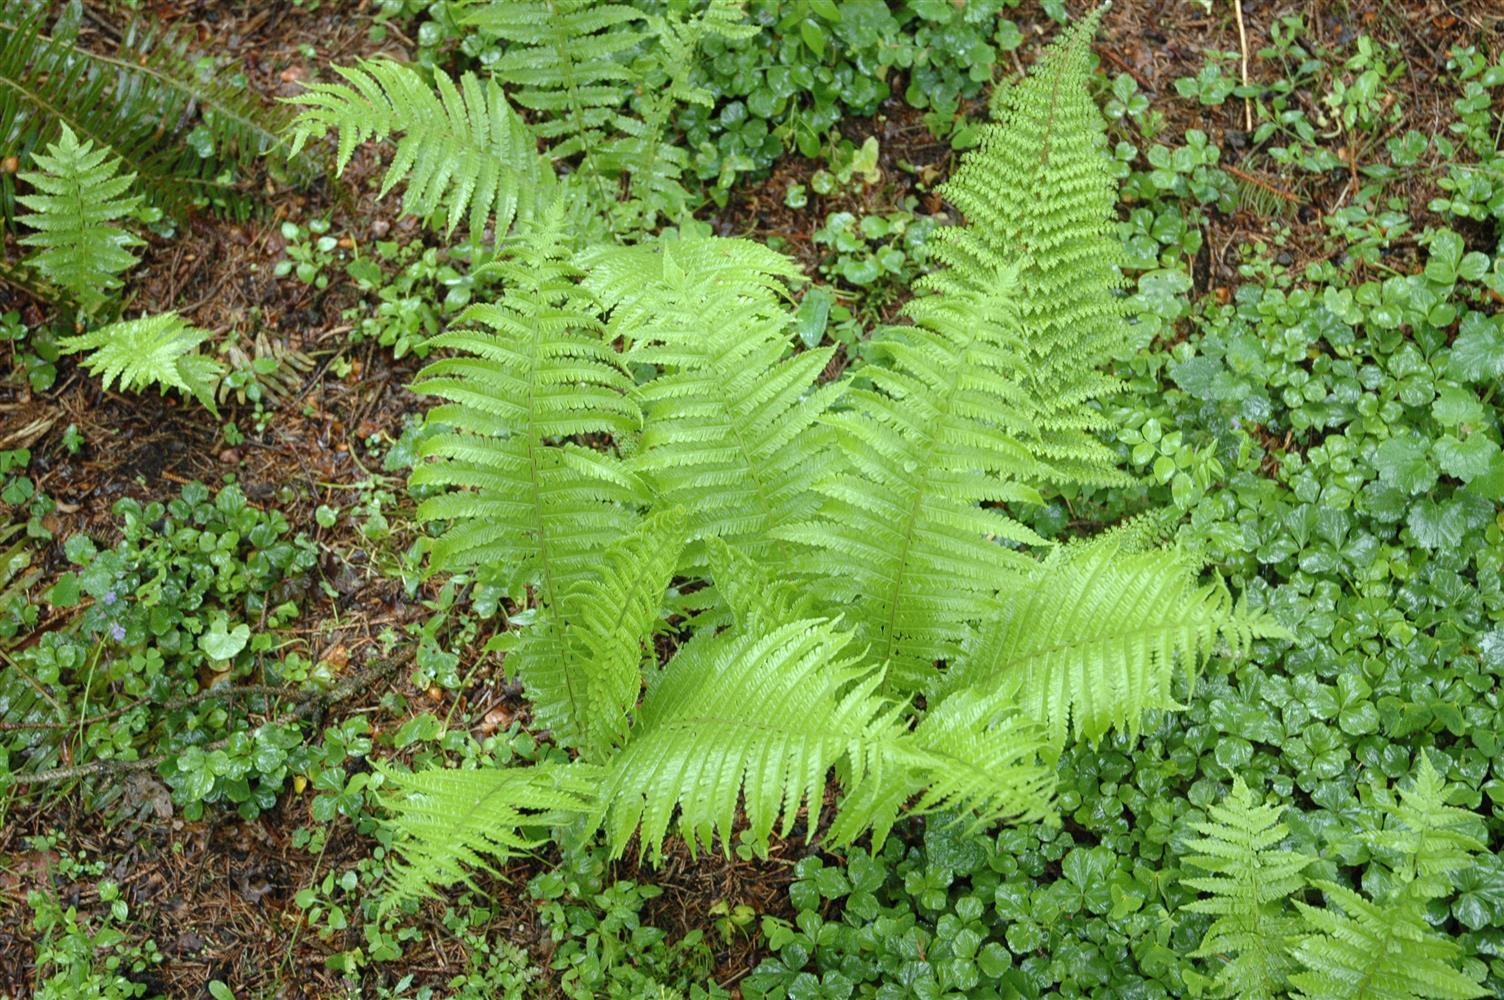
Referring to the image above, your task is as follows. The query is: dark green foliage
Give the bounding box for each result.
[0,0,292,222]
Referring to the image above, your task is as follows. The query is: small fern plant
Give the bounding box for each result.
[14,125,143,316]
[371,11,1285,910]
[1181,756,1488,1000]
[59,313,225,415]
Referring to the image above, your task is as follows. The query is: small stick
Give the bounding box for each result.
[1234,0,1253,131]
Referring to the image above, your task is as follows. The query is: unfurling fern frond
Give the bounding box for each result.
[378,762,598,909]
[1291,885,1486,1000]
[59,313,224,414]
[0,0,293,222]
[410,206,644,594]
[922,7,1128,489]
[15,126,141,315]
[945,538,1284,744]
[779,274,1047,691]
[585,238,839,563]
[507,508,684,757]
[1182,778,1311,1000]
[286,58,553,242]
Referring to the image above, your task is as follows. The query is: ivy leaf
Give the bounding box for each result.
[1373,435,1438,495]
[1452,854,1504,931]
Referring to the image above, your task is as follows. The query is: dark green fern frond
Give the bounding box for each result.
[1291,884,1486,1000]
[1367,751,1487,901]
[507,508,684,757]
[1181,778,1311,1000]
[286,58,553,241]
[921,8,1128,489]
[778,271,1047,691]
[378,761,599,909]
[410,206,645,595]
[0,0,292,221]
[585,238,840,562]
[16,125,141,315]
[945,537,1283,743]
[59,313,224,414]
[596,619,902,860]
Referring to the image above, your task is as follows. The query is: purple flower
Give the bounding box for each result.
[109,622,126,642]
[103,590,118,606]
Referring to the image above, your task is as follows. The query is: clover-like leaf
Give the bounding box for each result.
[200,618,251,661]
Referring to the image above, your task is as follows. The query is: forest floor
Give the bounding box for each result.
[1,1,1500,997]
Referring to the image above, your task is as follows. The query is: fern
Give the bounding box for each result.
[584,237,840,562]
[286,58,554,242]
[1290,886,1486,1000]
[1182,778,1311,1000]
[945,537,1283,744]
[15,125,142,315]
[0,0,292,222]
[379,10,1281,909]
[409,204,644,594]
[378,762,599,908]
[460,0,646,164]
[59,313,224,414]
[507,508,684,757]
[921,7,1129,489]
[1366,751,1487,901]
[778,273,1048,691]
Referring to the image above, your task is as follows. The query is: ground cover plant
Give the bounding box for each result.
[0,1,1501,998]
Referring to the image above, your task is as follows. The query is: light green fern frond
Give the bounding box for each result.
[508,508,684,757]
[1367,751,1487,900]
[778,273,1047,691]
[59,313,224,414]
[410,206,645,595]
[1181,778,1311,1000]
[16,125,142,315]
[922,8,1128,489]
[378,761,599,909]
[596,619,903,860]
[585,238,840,562]
[459,0,645,163]
[286,58,552,240]
[946,537,1283,744]
[830,689,1054,851]
[1291,884,1486,1000]
[702,536,812,632]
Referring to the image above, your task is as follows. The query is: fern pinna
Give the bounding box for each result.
[373,15,1280,907]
